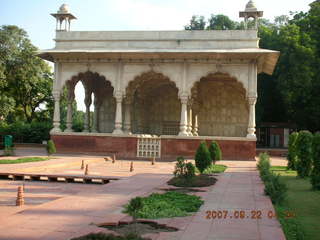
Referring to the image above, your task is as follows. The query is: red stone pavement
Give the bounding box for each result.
[0,148,286,240]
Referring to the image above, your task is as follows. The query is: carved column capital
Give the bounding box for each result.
[52,91,61,101]
[247,97,257,105]
[114,91,123,101]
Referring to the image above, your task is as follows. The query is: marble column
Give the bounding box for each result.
[92,96,100,133]
[113,91,124,134]
[65,101,73,132]
[192,114,199,136]
[178,95,189,136]
[124,101,132,135]
[187,107,193,136]
[247,97,257,138]
[65,85,75,132]
[51,92,61,133]
[83,89,92,132]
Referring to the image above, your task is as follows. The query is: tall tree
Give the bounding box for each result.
[0,25,53,123]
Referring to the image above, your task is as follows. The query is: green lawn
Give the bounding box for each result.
[203,164,227,174]
[271,166,320,240]
[195,164,227,174]
[0,157,49,164]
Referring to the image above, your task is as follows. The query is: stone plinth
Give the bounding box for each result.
[51,134,256,161]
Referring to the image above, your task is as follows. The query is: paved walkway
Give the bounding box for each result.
[0,151,286,240]
[154,161,286,240]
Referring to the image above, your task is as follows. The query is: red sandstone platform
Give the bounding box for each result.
[51,134,256,161]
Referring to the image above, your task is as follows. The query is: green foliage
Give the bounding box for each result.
[270,166,320,240]
[126,197,143,221]
[311,133,320,190]
[46,140,56,155]
[257,153,287,205]
[296,131,313,178]
[124,192,203,219]
[208,141,222,164]
[173,157,195,180]
[257,152,271,178]
[0,25,53,123]
[287,132,299,170]
[264,174,288,205]
[0,121,52,143]
[185,14,238,30]
[70,232,148,240]
[195,142,211,174]
[0,157,49,164]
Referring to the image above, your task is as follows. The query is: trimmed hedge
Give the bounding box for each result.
[195,142,211,174]
[257,153,287,205]
[311,133,320,190]
[0,121,52,143]
[296,131,313,178]
[287,132,299,170]
[208,141,222,164]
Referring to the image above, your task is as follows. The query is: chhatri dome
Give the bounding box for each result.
[245,0,258,11]
[58,4,70,14]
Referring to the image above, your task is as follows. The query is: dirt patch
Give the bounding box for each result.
[100,220,178,236]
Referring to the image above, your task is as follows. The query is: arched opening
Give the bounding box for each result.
[64,71,114,133]
[126,71,180,135]
[191,72,248,137]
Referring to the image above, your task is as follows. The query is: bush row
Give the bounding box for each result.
[287,131,320,190]
[257,153,287,205]
[0,121,52,144]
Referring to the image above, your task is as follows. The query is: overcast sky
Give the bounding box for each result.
[0,0,313,111]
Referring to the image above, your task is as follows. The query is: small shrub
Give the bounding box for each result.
[296,130,313,178]
[287,132,299,170]
[185,162,196,179]
[46,140,56,155]
[173,157,196,180]
[311,133,320,190]
[195,142,211,174]
[257,152,271,178]
[208,141,222,164]
[127,197,143,220]
[264,174,287,205]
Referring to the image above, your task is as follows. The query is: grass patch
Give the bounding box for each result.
[0,157,49,164]
[202,164,227,174]
[167,175,217,187]
[195,164,227,174]
[271,166,320,240]
[123,191,203,219]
